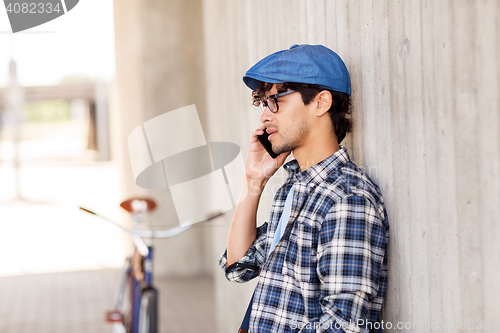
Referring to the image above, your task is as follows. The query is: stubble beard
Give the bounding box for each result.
[271,120,310,155]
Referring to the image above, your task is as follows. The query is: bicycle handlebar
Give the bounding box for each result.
[79,207,223,238]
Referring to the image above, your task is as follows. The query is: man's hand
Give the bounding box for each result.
[246,124,291,189]
[226,126,291,266]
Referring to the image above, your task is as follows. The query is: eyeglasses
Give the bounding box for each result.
[259,90,297,113]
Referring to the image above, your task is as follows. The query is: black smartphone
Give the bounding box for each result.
[256,129,279,159]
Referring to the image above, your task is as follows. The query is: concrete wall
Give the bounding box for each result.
[201,0,500,332]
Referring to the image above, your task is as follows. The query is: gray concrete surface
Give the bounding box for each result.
[0,269,216,333]
[201,1,500,331]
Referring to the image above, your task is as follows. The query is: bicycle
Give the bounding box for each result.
[80,197,221,333]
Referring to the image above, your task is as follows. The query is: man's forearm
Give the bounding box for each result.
[226,175,267,266]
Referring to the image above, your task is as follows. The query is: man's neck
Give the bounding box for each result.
[293,137,340,172]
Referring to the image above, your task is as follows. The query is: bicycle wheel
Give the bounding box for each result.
[138,288,158,333]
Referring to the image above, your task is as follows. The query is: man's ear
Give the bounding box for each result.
[315,90,332,117]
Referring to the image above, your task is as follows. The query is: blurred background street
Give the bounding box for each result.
[0,0,217,329]
[0,121,123,276]
[0,121,216,332]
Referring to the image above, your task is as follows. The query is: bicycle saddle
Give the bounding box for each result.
[120,197,157,214]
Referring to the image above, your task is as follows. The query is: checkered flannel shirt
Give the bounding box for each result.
[219,146,389,333]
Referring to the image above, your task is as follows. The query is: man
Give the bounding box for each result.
[219,44,389,333]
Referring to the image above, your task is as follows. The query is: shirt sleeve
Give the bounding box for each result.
[218,222,269,283]
[300,195,388,333]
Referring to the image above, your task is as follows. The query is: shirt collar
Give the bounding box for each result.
[283,146,351,186]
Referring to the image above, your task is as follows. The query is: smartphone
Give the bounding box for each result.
[256,129,279,159]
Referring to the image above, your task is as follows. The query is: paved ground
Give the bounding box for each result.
[0,121,216,332]
[0,269,216,333]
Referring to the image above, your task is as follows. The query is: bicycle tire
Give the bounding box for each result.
[138,288,158,333]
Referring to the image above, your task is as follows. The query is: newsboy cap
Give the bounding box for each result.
[243,44,351,96]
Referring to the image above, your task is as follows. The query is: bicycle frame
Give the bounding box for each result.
[80,198,222,333]
[132,241,154,333]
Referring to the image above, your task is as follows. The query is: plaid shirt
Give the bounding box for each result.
[219,147,389,333]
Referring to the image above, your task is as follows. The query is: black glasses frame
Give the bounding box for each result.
[259,90,297,113]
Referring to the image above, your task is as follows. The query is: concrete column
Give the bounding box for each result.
[113,0,210,277]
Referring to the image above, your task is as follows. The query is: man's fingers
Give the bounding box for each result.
[252,128,265,138]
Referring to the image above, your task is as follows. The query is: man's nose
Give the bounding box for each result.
[260,106,274,124]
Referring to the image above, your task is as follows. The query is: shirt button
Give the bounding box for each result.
[308,183,315,188]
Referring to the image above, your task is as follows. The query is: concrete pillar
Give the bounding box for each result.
[113,0,210,277]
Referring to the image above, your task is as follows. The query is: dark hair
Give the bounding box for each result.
[252,82,352,143]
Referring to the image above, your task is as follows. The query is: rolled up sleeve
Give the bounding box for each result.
[218,222,269,283]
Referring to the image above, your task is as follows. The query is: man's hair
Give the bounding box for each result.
[252,82,352,143]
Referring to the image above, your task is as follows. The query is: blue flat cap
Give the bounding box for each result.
[243,44,351,96]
